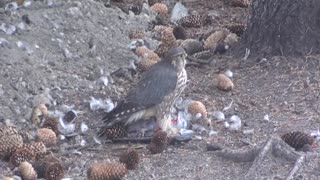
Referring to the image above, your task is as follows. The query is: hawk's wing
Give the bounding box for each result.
[101,62,178,128]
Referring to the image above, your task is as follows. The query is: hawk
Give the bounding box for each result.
[98,47,188,139]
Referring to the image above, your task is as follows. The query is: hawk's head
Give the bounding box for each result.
[164,47,187,71]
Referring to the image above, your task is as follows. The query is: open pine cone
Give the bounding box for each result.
[87,162,128,180]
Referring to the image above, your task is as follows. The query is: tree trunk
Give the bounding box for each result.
[236,0,320,58]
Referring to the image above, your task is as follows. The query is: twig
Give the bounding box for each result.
[223,99,233,111]
[244,137,273,179]
[285,154,305,180]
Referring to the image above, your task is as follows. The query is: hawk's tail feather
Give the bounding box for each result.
[102,104,146,127]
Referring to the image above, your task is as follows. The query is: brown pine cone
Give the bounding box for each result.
[231,0,250,8]
[129,29,145,40]
[148,130,168,154]
[32,156,63,178]
[87,162,128,180]
[45,162,64,180]
[187,101,207,118]
[204,29,230,50]
[36,128,57,147]
[150,3,168,17]
[0,126,24,159]
[225,24,246,37]
[10,147,35,167]
[173,26,187,40]
[179,14,203,28]
[281,131,315,151]
[23,142,47,160]
[148,0,162,6]
[42,117,59,135]
[138,58,158,72]
[160,27,176,44]
[119,149,140,170]
[155,42,178,57]
[102,123,128,140]
[19,161,38,180]
[31,104,47,125]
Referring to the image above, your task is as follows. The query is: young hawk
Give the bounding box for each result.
[98,47,188,139]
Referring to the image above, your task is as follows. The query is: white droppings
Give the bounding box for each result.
[16,22,26,31]
[225,115,241,131]
[243,129,254,134]
[5,2,18,12]
[58,117,76,135]
[224,69,233,78]
[89,97,115,112]
[0,38,10,47]
[0,23,16,35]
[212,111,225,121]
[80,139,86,146]
[23,0,32,7]
[96,76,109,87]
[209,130,218,136]
[80,122,88,133]
[93,136,102,144]
[310,129,320,140]
[59,134,66,140]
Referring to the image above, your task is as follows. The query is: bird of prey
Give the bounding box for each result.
[98,47,188,139]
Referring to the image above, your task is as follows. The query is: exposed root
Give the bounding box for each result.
[207,136,320,179]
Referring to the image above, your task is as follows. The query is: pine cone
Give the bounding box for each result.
[135,46,160,61]
[281,131,315,151]
[87,162,128,180]
[150,3,168,17]
[10,147,35,167]
[179,14,203,28]
[31,104,47,125]
[155,28,178,57]
[129,29,145,40]
[42,117,59,135]
[19,161,38,180]
[225,24,246,37]
[36,128,57,147]
[223,33,239,47]
[0,126,23,159]
[148,0,162,6]
[2,176,14,180]
[45,162,64,180]
[204,29,229,50]
[138,58,158,72]
[32,156,63,178]
[160,27,176,44]
[111,0,144,15]
[173,26,187,40]
[23,142,47,160]
[231,0,250,8]
[148,130,168,154]
[188,101,207,118]
[119,149,140,170]
[103,123,128,140]
[16,0,25,5]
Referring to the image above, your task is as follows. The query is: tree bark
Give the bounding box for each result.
[236,0,320,58]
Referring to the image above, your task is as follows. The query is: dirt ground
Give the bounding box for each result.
[1,0,320,179]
